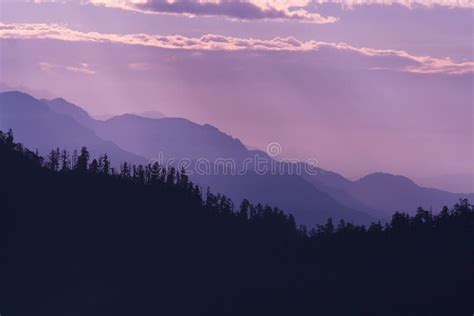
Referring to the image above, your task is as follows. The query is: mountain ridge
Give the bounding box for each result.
[1,90,375,225]
[3,90,472,224]
[1,91,146,166]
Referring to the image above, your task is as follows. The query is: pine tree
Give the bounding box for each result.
[61,150,70,172]
[72,150,78,170]
[6,129,14,148]
[89,159,99,173]
[47,149,60,171]
[178,167,189,190]
[249,204,257,219]
[205,188,218,210]
[75,147,90,172]
[166,167,176,186]
[288,214,297,230]
[121,162,131,178]
[101,154,110,175]
[239,199,250,220]
[135,165,145,184]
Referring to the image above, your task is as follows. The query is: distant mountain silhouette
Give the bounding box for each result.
[96,114,250,162]
[42,96,248,161]
[91,114,375,225]
[345,172,474,218]
[302,170,380,217]
[0,82,56,100]
[196,171,372,226]
[43,97,99,130]
[0,91,145,166]
[133,110,166,119]
[44,98,246,161]
[3,91,373,225]
[415,173,474,194]
[5,90,470,224]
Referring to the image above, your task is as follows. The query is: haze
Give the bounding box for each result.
[0,0,472,188]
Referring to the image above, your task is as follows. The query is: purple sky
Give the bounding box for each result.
[0,0,473,184]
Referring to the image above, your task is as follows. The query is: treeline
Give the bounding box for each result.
[1,129,298,231]
[2,127,473,243]
[1,129,473,316]
[4,129,472,239]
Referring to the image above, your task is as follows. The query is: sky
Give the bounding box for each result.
[0,0,473,184]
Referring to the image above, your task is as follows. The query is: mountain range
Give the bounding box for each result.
[1,90,472,226]
[0,92,144,166]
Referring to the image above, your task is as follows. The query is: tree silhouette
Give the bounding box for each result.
[89,158,99,173]
[1,129,473,316]
[100,154,110,175]
[47,148,60,171]
[74,146,90,172]
[239,199,250,220]
[60,149,70,172]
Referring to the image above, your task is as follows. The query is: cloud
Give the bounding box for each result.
[39,61,96,75]
[128,62,152,71]
[314,0,474,9]
[1,23,472,75]
[85,0,337,23]
[26,0,474,26]
[84,0,474,16]
[27,0,474,25]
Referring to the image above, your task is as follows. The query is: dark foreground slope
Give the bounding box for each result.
[0,132,473,316]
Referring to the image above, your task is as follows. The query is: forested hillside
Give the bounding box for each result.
[1,129,473,316]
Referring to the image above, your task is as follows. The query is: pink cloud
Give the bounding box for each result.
[2,37,471,179]
[314,0,474,9]
[38,61,96,75]
[1,22,472,75]
[128,62,152,71]
[87,0,337,23]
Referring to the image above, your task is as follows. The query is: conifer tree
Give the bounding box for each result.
[239,199,250,220]
[61,150,70,172]
[6,129,14,148]
[75,147,90,172]
[121,162,131,178]
[47,149,60,171]
[90,159,99,173]
[166,167,176,186]
[101,154,110,175]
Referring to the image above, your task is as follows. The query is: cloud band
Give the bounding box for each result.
[0,22,472,75]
